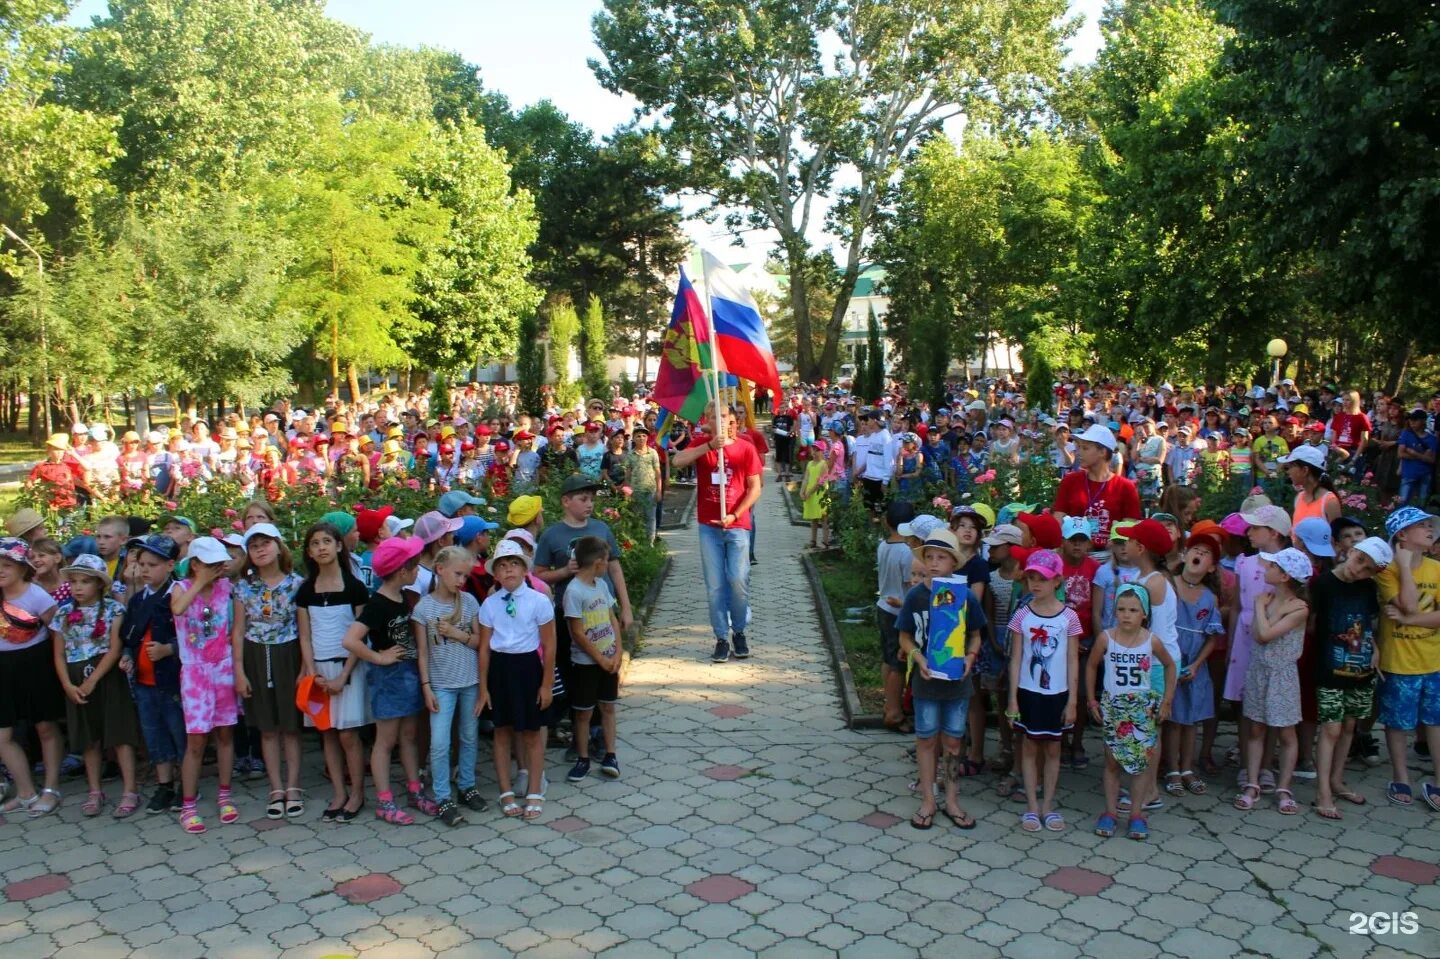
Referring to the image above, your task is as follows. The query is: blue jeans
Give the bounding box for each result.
[1400,476,1432,508]
[428,684,478,802]
[133,683,186,765]
[698,523,752,642]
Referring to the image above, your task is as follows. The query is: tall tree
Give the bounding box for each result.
[515,313,546,416]
[592,0,1071,381]
[580,295,610,400]
[547,299,581,408]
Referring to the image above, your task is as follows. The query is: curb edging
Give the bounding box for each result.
[801,552,883,729]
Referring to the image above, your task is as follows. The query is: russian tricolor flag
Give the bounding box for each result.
[702,251,783,398]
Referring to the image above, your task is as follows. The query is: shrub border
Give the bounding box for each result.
[619,553,673,684]
[801,551,883,729]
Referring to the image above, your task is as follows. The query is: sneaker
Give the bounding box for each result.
[146,785,175,816]
[567,758,592,783]
[1359,735,1382,767]
[600,755,620,779]
[732,633,750,659]
[407,788,439,816]
[248,758,268,781]
[1292,763,1318,781]
[435,798,465,827]
[232,757,249,778]
[712,640,732,663]
[457,786,488,813]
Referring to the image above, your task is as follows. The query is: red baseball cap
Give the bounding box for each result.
[1016,512,1062,549]
[355,505,394,543]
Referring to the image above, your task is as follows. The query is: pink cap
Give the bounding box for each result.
[413,510,463,545]
[1022,548,1065,580]
[1220,512,1250,536]
[370,536,425,578]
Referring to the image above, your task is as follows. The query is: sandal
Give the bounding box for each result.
[910,808,935,831]
[266,790,285,820]
[114,792,142,819]
[375,799,414,825]
[180,811,206,834]
[522,793,545,821]
[1233,784,1260,811]
[1257,769,1276,795]
[1164,772,1185,797]
[217,797,240,825]
[1094,813,1117,837]
[0,792,37,815]
[284,788,305,819]
[27,788,61,818]
[1020,812,1042,832]
[82,790,106,817]
[957,759,984,778]
[1181,771,1207,795]
[1313,802,1342,821]
[943,808,977,829]
[1043,812,1065,832]
[1334,789,1366,806]
[1387,781,1413,806]
[1275,788,1299,815]
[500,791,523,818]
[1425,783,1440,813]
[1127,817,1149,840]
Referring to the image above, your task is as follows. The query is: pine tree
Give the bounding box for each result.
[516,313,545,416]
[865,306,884,399]
[548,299,581,407]
[580,294,609,400]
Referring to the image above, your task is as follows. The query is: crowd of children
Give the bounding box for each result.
[0,471,634,832]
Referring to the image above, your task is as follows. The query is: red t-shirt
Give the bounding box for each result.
[1328,412,1371,450]
[739,427,769,457]
[1060,556,1100,641]
[1052,471,1141,548]
[693,434,763,530]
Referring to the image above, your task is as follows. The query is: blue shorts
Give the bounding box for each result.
[368,660,422,721]
[133,682,186,765]
[1378,671,1440,732]
[913,696,968,739]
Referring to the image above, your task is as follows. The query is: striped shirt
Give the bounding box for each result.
[412,592,481,689]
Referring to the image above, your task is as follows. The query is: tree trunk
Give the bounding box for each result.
[817,261,863,383]
[785,241,814,381]
[347,363,362,405]
[637,333,649,384]
[1384,339,1414,397]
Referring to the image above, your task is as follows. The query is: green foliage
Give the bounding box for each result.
[853,345,868,397]
[864,307,885,399]
[1025,350,1056,414]
[430,372,451,418]
[592,0,1072,380]
[547,299,581,408]
[515,313,546,417]
[580,295,609,400]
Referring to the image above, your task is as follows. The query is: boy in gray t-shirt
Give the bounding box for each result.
[562,536,623,783]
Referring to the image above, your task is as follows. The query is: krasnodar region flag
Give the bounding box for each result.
[701,251,783,399]
[652,267,720,422]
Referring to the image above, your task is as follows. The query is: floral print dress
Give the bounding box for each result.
[1098,629,1161,775]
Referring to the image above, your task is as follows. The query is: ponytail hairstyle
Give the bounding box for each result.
[432,544,473,624]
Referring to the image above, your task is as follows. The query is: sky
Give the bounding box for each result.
[68,0,1107,254]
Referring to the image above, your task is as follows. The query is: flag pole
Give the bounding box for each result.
[699,254,727,522]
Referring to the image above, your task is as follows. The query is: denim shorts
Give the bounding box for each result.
[913,696,968,739]
[133,682,187,765]
[1378,671,1440,732]
[368,660,422,721]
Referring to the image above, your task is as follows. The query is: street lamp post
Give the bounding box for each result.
[1266,338,1288,388]
[1,225,51,438]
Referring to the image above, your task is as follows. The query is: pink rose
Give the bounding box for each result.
[621,485,634,497]
[405,478,421,491]
[210,527,223,538]
[223,508,238,518]
[231,520,244,531]
[163,500,178,510]
[1250,486,1264,495]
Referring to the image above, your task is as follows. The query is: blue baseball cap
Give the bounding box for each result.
[126,534,179,561]
[438,490,487,518]
[454,515,499,546]
[1386,506,1435,541]
[1292,517,1335,557]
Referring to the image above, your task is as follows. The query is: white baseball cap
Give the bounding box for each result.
[1278,445,1325,471]
[1352,537,1393,569]
[184,536,230,566]
[1075,423,1117,452]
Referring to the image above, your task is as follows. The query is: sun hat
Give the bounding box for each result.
[45,433,70,450]
[507,495,544,528]
[355,506,394,543]
[560,474,601,496]
[370,536,425,578]
[1385,506,1435,541]
[1278,445,1326,471]
[4,508,45,539]
[913,528,964,566]
[982,524,1024,547]
[414,511,463,545]
[950,504,994,530]
[1075,423,1117,451]
[126,534,179,562]
[184,537,229,566]
[1259,547,1313,583]
[1353,537,1394,569]
[61,553,113,591]
[486,538,532,576]
[294,675,332,732]
[1022,549,1065,580]
[897,514,946,540]
[1240,504,1292,537]
[1112,518,1174,556]
[1189,519,1230,546]
[1292,517,1335,557]
[0,538,34,568]
[454,515,499,547]
[1061,516,1092,541]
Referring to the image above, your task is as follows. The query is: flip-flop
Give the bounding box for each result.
[943,809,977,830]
[1313,803,1342,821]
[910,809,935,831]
[1334,790,1366,806]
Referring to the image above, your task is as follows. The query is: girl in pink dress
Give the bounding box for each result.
[171,537,240,834]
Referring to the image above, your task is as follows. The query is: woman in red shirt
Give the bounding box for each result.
[1327,390,1371,473]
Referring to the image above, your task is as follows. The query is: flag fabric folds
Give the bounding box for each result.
[652,268,720,422]
[701,251,783,399]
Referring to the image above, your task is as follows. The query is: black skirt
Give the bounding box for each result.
[0,640,65,728]
[1014,687,1071,741]
[65,657,141,750]
[241,641,303,733]
[488,650,552,732]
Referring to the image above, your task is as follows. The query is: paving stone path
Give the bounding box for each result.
[2,473,1440,958]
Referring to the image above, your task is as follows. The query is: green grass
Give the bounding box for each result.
[0,434,37,466]
[0,487,21,516]
[814,551,885,713]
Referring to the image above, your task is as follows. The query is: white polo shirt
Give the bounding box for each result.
[479,581,555,654]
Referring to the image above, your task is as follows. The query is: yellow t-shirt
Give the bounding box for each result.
[1252,435,1289,472]
[1376,557,1440,675]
